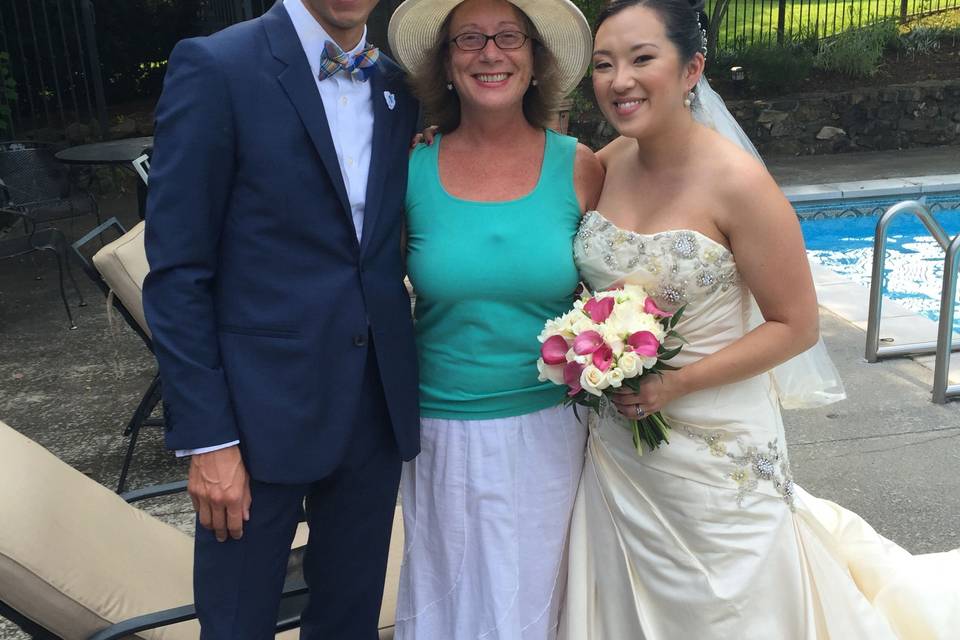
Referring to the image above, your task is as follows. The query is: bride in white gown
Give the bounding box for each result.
[559,1,960,638]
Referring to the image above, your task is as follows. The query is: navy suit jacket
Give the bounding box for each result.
[143,3,420,484]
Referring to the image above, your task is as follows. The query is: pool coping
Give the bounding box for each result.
[784,174,960,204]
[787,174,960,385]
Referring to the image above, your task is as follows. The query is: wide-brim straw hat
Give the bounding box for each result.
[387,0,592,96]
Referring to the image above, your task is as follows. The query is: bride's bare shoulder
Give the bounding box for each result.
[699,129,778,201]
[696,129,795,236]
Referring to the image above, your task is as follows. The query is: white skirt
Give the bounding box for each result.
[395,404,587,640]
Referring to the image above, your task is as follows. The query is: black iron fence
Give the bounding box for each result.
[197,0,272,34]
[709,0,960,50]
[196,0,405,49]
[0,0,106,138]
[2,0,956,139]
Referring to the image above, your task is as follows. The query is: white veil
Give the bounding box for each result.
[691,77,846,409]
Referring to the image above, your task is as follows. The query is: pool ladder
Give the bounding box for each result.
[865,200,960,403]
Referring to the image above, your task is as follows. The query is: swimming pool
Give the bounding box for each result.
[797,192,960,332]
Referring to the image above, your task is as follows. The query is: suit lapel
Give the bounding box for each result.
[360,64,391,255]
[263,4,352,218]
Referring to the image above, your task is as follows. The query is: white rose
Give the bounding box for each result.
[618,351,641,378]
[605,367,625,388]
[639,353,659,370]
[597,317,627,350]
[572,317,597,335]
[623,283,646,299]
[537,359,566,385]
[540,318,564,341]
[580,365,610,396]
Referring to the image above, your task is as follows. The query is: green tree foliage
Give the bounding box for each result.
[572,0,606,28]
[0,52,16,135]
[95,0,202,101]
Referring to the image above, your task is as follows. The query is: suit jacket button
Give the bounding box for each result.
[353,334,367,347]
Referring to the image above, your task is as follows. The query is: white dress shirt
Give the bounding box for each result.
[177,0,375,458]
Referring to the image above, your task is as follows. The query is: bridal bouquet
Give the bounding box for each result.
[536,284,685,455]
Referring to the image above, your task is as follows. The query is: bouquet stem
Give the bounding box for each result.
[630,412,672,456]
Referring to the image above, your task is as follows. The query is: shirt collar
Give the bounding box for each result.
[283,0,368,78]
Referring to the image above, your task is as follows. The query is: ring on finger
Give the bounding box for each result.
[635,404,645,418]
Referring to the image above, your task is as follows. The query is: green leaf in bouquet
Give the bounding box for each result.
[630,420,644,456]
[658,345,683,360]
[652,362,680,372]
[665,329,688,344]
[668,304,687,329]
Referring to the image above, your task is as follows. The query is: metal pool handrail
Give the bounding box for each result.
[933,234,960,403]
[864,200,960,404]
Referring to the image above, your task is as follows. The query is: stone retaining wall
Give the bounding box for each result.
[569,79,960,157]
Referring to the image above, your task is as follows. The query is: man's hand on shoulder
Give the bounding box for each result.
[188,445,251,542]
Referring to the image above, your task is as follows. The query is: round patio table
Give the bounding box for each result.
[55,137,153,218]
[54,136,153,165]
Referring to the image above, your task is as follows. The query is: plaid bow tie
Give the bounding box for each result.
[318,41,379,82]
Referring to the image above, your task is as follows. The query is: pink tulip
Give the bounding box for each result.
[564,362,584,396]
[583,297,614,324]
[593,343,613,372]
[540,335,569,365]
[573,330,604,355]
[644,297,672,318]
[627,331,660,357]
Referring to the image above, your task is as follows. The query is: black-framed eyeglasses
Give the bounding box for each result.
[450,31,530,52]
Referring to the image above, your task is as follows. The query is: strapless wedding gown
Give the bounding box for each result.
[559,211,960,639]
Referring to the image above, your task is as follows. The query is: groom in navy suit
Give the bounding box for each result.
[143,0,419,636]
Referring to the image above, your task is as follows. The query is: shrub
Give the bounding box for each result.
[711,39,816,93]
[900,26,944,59]
[815,19,899,78]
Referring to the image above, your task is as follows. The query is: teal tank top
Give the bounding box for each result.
[406,130,582,420]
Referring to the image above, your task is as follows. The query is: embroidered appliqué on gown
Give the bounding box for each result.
[574,211,739,309]
[680,426,797,511]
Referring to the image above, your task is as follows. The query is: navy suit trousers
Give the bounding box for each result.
[194,341,401,639]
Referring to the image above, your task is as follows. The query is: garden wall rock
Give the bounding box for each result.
[569,79,960,157]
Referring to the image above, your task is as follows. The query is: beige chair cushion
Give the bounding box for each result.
[0,420,403,639]
[0,420,197,639]
[92,220,151,337]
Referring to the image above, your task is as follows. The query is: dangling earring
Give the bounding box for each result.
[684,90,695,108]
[531,78,538,87]
[447,82,454,91]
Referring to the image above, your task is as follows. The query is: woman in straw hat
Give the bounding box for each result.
[387,0,602,637]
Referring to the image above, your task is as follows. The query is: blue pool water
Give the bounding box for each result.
[799,198,960,332]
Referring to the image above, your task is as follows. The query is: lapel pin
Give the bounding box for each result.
[384,91,396,111]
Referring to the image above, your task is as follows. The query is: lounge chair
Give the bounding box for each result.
[0,420,402,639]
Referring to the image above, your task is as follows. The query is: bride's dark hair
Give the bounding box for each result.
[595,0,707,62]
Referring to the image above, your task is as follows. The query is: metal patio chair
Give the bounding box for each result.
[0,207,86,329]
[72,216,160,493]
[66,152,158,492]
[0,141,100,229]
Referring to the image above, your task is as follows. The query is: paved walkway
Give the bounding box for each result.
[767,145,959,186]
[1,145,958,638]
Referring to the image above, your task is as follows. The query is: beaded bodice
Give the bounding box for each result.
[574,211,740,311]
[574,210,748,372]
